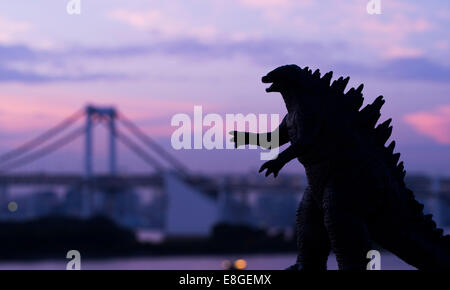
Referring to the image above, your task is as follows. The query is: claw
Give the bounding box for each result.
[258,164,266,173]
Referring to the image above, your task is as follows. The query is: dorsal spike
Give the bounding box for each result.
[356,84,364,94]
[321,71,333,85]
[359,104,381,128]
[383,118,392,127]
[399,169,406,180]
[312,69,321,79]
[384,126,393,143]
[370,113,381,128]
[387,141,396,154]
[414,200,424,211]
[345,87,355,96]
[397,161,404,171]
[344,87,364,111]
[331,76,350,94]
[375,119,393,145]
[375,119,388,130]
[372,96,385,111]
[396,162,405,179]
[358,96,385,128]
[392,153,401,165]
[331,77,342,91]
[342,76,350,91]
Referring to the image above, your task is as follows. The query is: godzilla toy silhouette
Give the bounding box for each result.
[230,64,450,270]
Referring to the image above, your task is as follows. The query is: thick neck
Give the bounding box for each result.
[281,90,302,114]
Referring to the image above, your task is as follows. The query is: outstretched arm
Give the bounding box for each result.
[230,115,289,149]
[259,112,323,178]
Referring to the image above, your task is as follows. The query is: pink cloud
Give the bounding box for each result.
[359,14,433,59]
[0,16,31,44]
[404,105,450,145]
[383,46,423,59]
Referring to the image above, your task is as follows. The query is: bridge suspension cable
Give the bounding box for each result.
[0,109,84,164]
[0,106,191,175]
[115,128,164,172]
[117,113,189,176]
[0,125,86,173]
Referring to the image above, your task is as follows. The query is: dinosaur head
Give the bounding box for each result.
[262,64,303,93]
[262,64,335,111]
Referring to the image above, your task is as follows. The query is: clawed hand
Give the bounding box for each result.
[259,158,284,178]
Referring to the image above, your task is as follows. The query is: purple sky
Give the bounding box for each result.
[0,0,449,176]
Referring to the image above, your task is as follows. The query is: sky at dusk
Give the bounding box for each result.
[0,0,449,176]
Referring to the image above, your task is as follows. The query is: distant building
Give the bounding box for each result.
[218,190,254,226]
[112,190,141,228]
[254,191,299,229]
[164,173,217,237]
[30,191,60,217]
[64,187,84,217]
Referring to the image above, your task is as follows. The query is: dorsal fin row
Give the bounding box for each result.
[331,76,350,94]
[344,83,364,112]
[301,66,447,243]
[358,96,384,129]
[316,71,406,183]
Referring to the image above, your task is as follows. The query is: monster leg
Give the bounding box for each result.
[323,184,372,270]
[294,186,331,270]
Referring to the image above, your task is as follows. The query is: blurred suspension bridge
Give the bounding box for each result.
[0,105,302,211]
[0,105,448,233]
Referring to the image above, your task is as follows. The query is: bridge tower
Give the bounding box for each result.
[85,106,117,178]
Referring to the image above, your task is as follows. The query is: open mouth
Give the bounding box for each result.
[265,83,276,92]
[261,75,277,92]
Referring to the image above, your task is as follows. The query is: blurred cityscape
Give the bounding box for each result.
[1,172,449,240]
[1,106,450,244]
